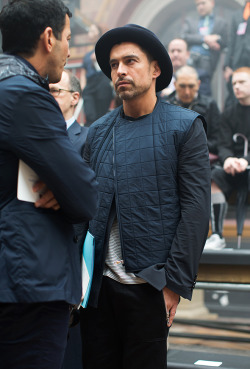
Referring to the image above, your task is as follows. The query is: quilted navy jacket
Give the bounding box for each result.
[84,99,210,306]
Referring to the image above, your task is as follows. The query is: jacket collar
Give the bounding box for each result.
[67,120,81,135]
[0,54,49,90]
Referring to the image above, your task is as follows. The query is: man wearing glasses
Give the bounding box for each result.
[50,70,88,156]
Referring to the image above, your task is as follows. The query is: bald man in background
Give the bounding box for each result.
[161,38,190,97]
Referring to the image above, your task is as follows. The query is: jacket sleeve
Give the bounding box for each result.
[224,12,239,68]
[206,100,221,154]
[217,110,235,164]
[10,89,98,224]
[137,118,211,300]
[181,17,204,46]
[216,18,228,50]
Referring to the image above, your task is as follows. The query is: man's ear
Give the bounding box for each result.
[71,92,80,107]
[41,27,55,53]
[152,61,161,79]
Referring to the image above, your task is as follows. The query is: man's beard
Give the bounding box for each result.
[115,80,151,101]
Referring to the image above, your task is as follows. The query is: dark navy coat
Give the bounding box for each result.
[0,55,98,305]
[68,120,88,157]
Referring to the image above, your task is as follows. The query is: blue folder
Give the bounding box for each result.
[80,230,95,308]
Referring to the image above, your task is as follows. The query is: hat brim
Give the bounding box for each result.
[95,25,173,92]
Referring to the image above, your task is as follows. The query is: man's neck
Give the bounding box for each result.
[64,109,76,121]
[24,51,47,79]
[176,92,198,106]
[239,97,250,106]
[122,93,157,119]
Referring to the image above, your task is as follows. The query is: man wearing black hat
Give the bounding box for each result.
[80,24,211,369]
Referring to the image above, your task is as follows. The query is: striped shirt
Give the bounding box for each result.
[103,218,146,284]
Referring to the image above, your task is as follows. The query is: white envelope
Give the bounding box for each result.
[17,160,40,203]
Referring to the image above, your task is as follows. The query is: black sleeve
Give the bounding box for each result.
[181,18,204,46]
[217,110,235,164]
[224,12,238,68]
[206,100,221,154]
[138,118,211,300]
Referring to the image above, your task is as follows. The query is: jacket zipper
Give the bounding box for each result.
[113,124,126,266]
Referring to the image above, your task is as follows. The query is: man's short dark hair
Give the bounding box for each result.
[0,0,72,57]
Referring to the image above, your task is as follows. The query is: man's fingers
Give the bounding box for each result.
[43,198,60,209]
[167,307,177,327]
[34,190,59,209]
[33,180,47,193]
[52,204,60,211]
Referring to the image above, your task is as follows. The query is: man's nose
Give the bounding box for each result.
[67,46,70,59]
[117,62,127,76]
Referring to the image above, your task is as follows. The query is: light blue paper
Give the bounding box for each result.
[80,230,95,308]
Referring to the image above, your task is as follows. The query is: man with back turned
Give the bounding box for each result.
[0,1,98,368]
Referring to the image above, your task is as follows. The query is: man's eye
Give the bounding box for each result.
[110,63,118,69]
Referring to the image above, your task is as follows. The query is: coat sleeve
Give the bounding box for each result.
[181,17,204,46]
[224,12,239,68]
[10,88,98,224]
[137,118,211,300]
[215,18,228,50]
[217,110,235,164]
[206,100,221,154]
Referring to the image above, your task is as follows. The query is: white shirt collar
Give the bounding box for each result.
[66,116,75,130]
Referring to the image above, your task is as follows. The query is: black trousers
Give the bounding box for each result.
[62,324,82,369]
[80,276,168,369]
[0,301,70,369]
[211,166,248,200]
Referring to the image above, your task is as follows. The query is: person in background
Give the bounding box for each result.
[49,69,88,369]
[182,0,228,96]
[166,65,220,159]
[80,24,211,369]
[0,1,98,368]
[224,1,250,108]
[161,38,190,97]
[50,69,88,156]
[82,23,113,126]
[205,67,250,250]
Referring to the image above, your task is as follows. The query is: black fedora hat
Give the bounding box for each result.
[95,24,173,92]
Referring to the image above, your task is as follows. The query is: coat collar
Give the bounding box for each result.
[67,120,81,135]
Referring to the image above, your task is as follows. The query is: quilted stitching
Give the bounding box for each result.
[88,100,199,272]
